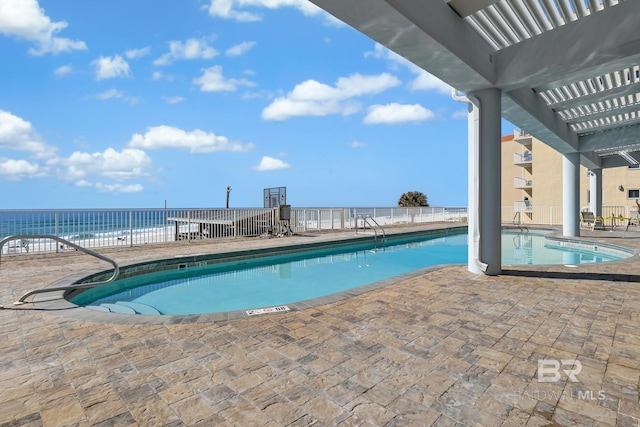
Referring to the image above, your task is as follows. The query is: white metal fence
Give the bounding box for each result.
[505,205,640,226]
[503,206,563,225]
[0,206,467,255]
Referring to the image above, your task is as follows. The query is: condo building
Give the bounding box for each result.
[502,130,640,225]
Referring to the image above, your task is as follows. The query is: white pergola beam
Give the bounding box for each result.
[382,0,496,92]
[309,0,497,93]
[447,0,502,18]
[564,103,640,125]
[503,88,579,151]
[549,82,640,110]
[580,151,602,171]
[495,1,640,91]
[600,155,640,168]
[580,123,640,152]
[310,0,625,172]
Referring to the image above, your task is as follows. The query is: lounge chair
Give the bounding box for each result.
[7,239,29,253]
[580,211,604,231]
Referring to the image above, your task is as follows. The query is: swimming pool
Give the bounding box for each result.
[69,230,631,316]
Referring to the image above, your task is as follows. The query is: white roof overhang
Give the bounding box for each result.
[309,0,640,170]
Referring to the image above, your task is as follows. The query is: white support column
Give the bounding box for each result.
[466,99,481,273]
[463,88,502,275]
[589,169,603,218]
[563,152,580,236]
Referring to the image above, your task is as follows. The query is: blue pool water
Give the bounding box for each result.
[71,232,627,315]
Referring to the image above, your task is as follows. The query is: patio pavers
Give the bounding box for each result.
[0,224,639,426]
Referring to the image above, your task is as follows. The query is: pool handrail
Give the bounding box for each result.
[355,214,386,249]
[0,235,120,305]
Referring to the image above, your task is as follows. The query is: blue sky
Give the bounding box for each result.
[0,0,514,209]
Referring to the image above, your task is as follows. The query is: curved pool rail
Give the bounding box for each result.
[0,235,120,305]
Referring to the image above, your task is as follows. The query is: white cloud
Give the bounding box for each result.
[364,103,435,124]
[0,0,87,55]
[54,64,72,77]
[163,96,185,104]
[49,147,152,181]
[0,110,55,158]
[206,0,322,21]
[94,182,144,193]
[95,88,140,105]
[128,125,255,153]
[252,156,291,171]
[125,46,150,59]
[153,38,218,66]
[152,71,174,81]
[96,88,124,100]
[366,43,451,95]
[241,89,272,100]
[225,41,256,56]
[262,98,360,121]
[349,141,368,148]
[93,55,131,80]
[74,180,144,193]
[0,158,41,180]
[262,72,401,121]
[193,65,256,92]
[452,109,468,120]
[410,70,451,94]
[0,111,150,185]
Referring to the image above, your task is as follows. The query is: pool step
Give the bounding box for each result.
[100,303,136,314]
[86,305,110,312]
[116,301,161,315]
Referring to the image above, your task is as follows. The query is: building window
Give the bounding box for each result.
[629,189,640,199]
[629,164,640,170]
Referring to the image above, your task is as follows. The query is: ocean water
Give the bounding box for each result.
[0,209,168,241]
[0,208,276,251]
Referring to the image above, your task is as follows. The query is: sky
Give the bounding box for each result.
[0,0,515,209]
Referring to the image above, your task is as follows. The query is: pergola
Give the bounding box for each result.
[310,0,640,274]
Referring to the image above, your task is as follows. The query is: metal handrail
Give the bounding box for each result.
[355,215,386,249]
[0,235,120,304]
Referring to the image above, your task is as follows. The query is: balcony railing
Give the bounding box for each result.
[513,152,532,164]
[514,177,533,188]
[513,130,532,146]
[514,129,529,138]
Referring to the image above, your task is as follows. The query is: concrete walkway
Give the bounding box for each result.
[0,224,639,426]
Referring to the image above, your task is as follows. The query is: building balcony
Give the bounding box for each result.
[514,129,532,147]
[514,177,532,189]
[514,152,532,166]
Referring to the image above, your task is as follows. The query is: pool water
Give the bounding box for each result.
[71,232,627,315]
[502,232,620,265]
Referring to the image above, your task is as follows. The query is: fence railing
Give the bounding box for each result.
[0,206,468,255]
[503,206,562,225]
[504,205,640,226]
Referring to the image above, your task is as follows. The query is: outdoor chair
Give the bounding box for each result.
[626,211,640,231]
[580,211,604,231]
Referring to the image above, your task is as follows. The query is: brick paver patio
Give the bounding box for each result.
[1,224,639,426]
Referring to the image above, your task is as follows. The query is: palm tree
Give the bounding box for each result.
[398,191,429,207]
